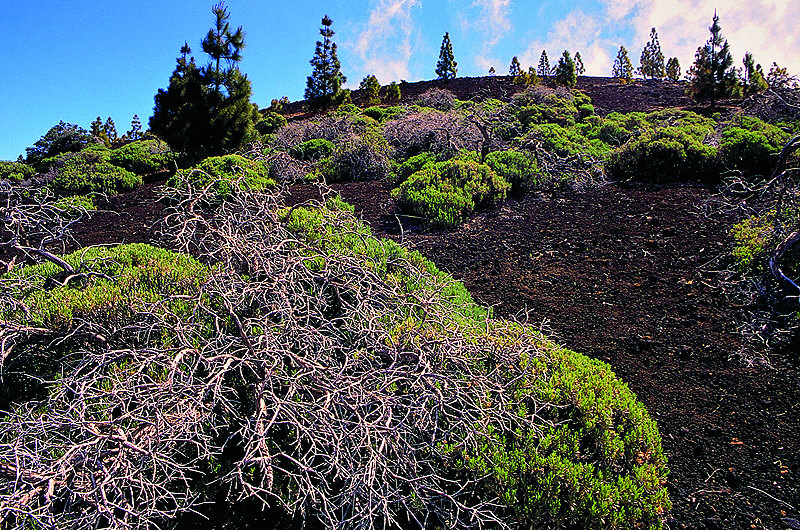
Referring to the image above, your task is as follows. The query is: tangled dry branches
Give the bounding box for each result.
[0,180,560,529]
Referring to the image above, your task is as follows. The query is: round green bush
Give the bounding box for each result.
[289,138,334,161]
[108,139,176,174]
[0,161,36,182]
[720,118,789,178]
[393,159,510,228]
[169,154,274,198]
[49,150,141,195]
[484,150,541,193]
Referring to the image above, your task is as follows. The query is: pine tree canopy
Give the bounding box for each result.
[305,15,347,104]
[612,46,634,83]
[665,57,681,81]
[555,50,577,88]
[150,3,254,157]
[639,27,666,80]
[537,50,551,77]
[435,32,457,80]
[509,56,522,77]
[687,11,741,105]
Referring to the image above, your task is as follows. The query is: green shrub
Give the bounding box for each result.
[720,117,789,177]
[455,324,670,528]
[484,150,541,192]
[525,123,611,160]
[731,215,775,272]
[361,106,405,123]
[255,111,287,135]
[169,154,274,198]
[391,151,436,185]
[0,243,209,408]
[49,150,141,195]
[392,159,510,228]
[605,120,719,183]
[108,139,175,174]
[289,138,334,161]
[0,160,36,181]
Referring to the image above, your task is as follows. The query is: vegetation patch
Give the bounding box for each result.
[393,158,510,228]
[168,154,274,198]
[107,139,176,174]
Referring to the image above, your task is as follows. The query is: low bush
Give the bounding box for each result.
[0,161,36,182]
[255,111,287,135]
[414,88,457,111]
[48,150,141,195]
[524,123,611,160]
[326,132,390,181]
[484,150,541,192]
[731,214,775,272]
[393,159,510,228]
[720,116,790,177]
[0,243,209,408]
[289,138,334,161]
[605,115,719,183]
[361,106,406,123]
[108,139,175,174]
[390,151,436,185]
[168,154,274,198]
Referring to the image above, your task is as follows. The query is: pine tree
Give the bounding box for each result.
[639,27,666,80]
[90,116,104,140]
[509,56,522,77]
[488,66,496,76]
[103,117,118,143]
[305,15,347,106]
[574,52,585,76]
[554,50,577,88]
[687,11,741,106]
[359,75,381,106]
[202,2,245,96]
[150,4,255,157]
[665,57,681,81]
[612,46,634,84]
[435,32,457,80]
[741,53,768,95]
[537,50,551,77]
[127,114,143,140]
[386,81,401,102]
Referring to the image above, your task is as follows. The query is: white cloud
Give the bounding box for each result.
[520,10,614,76]
[467,0,512,74]
[353,0,421,83]
[516,0,799,78]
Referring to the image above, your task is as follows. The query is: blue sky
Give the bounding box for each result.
[2,0,797,160]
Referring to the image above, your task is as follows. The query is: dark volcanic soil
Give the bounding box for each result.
[286,180,800,530]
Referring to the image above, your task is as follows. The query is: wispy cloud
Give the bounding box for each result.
[353,0,421,83]
[517,0,799,78]
[608,0,800,76]
[465,0,512,74]
[520,10,613,76]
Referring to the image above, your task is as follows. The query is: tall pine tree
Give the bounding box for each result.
[150,3,255,157]
[537,50,551,77]
[612,46,634,84]
[435,32,457,80]
[509,56,522,77]
[639,27,666,80]
[665,57,681,81]
[687,11,741,106]
[305,15,347,107]
[554,50,577,88]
